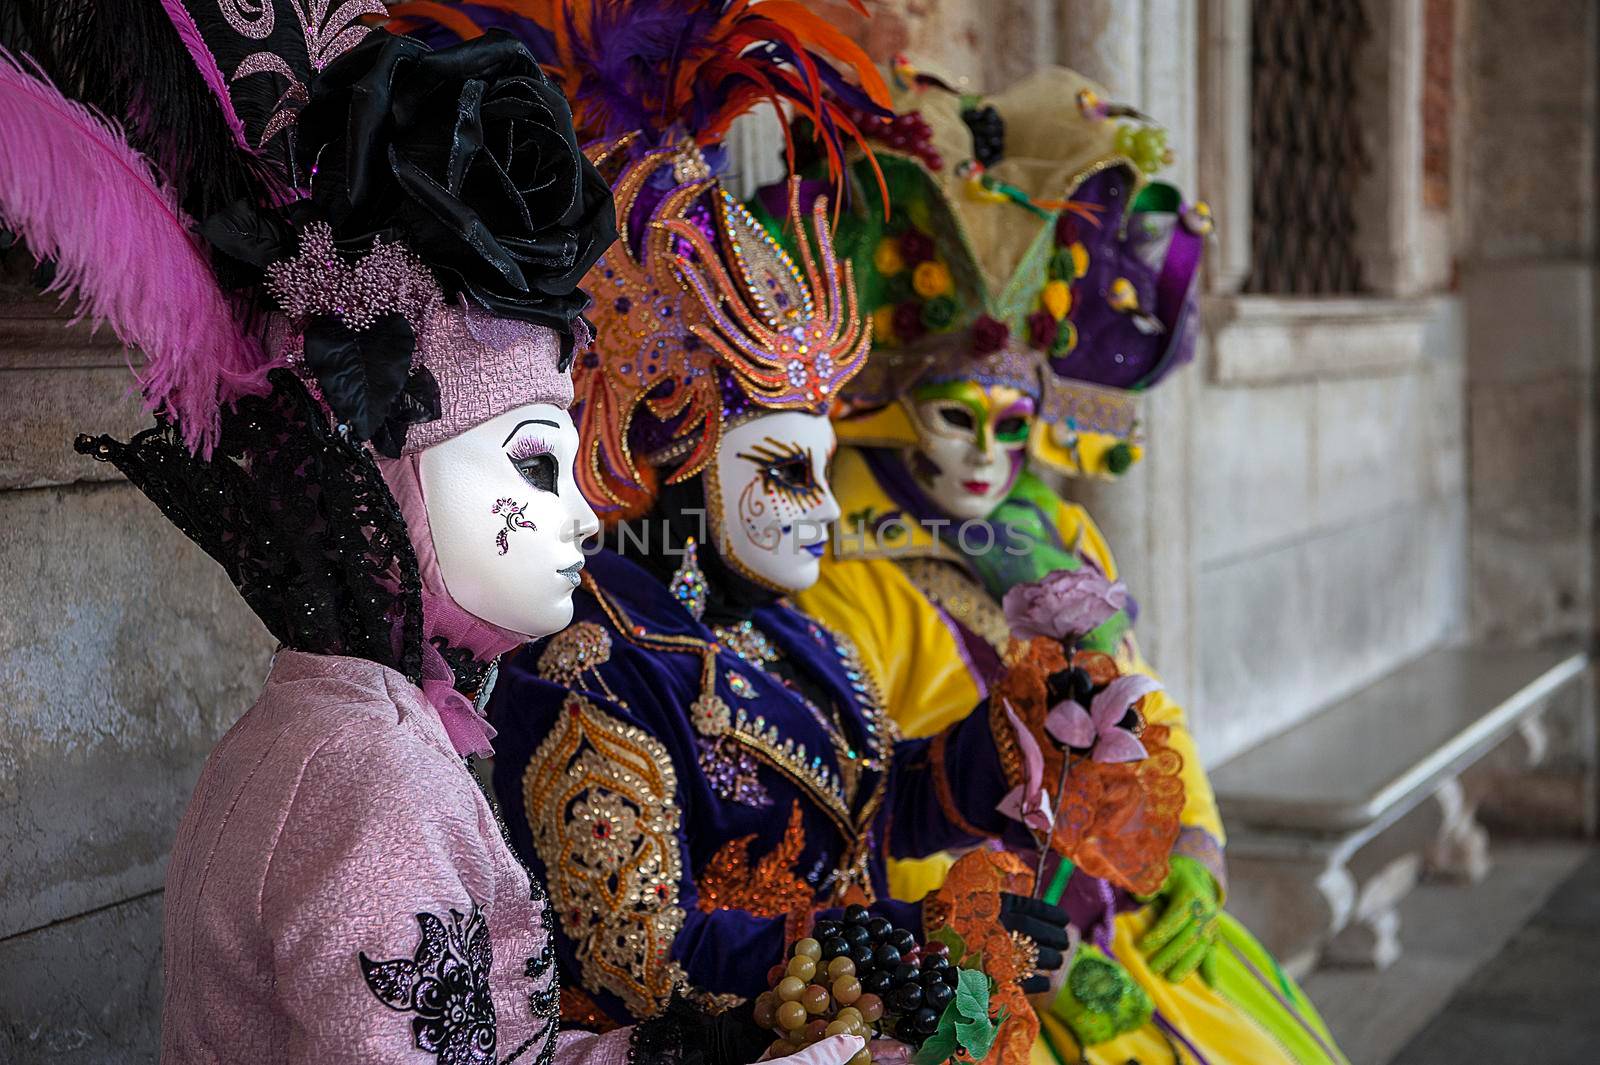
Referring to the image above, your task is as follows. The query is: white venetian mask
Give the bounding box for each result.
[903,379,1036,521]
[705,410,840,594]
[418,403,600,638]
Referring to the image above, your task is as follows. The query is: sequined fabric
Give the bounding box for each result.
[520,692,690,1020]
[78,370,426,685]
[159,650,636,1065]
[694,802,812,919]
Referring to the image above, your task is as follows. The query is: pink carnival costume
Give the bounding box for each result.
[0,5,853,1064]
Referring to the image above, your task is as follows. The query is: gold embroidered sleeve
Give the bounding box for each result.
[522,693,688,1018]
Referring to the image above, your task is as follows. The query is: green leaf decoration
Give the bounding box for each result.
[959,1010,1005,1062]
[911,953,1006,1063]
[927,925,968,963]
[954,968,990,1020]
[911,1031,959,1065]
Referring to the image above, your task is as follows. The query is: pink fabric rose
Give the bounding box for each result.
[1045,673,1160,763]
[996,700,1055,833]
[1002,568,1128,643]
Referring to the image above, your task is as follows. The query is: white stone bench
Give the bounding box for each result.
[1211,645,1588,976]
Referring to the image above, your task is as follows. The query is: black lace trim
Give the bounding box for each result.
[462,756,559,1065]
[76,369,424,683]
[510,872,561,1065]
[433,635,496,700]
[361,906,499,1064]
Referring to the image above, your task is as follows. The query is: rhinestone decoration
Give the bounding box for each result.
[522,693,689,1018]
[698,735,773,808]
[712,620,780,668]
[668,538,709,621]
[536,622,614,688]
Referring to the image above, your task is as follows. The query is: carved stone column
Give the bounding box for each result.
[1057,0,1202,705]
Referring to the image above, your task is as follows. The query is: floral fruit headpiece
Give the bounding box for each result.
[793,61,1210,480]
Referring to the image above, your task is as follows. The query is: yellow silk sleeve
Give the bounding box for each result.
[1057,500,1120,583]
[797,555,984,739]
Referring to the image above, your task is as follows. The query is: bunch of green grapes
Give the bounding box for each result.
[754,905,956,1061]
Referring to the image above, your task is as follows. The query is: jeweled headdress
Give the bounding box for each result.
[392,0,889,518]
[572,144,868,516]
[769,61,1210,479]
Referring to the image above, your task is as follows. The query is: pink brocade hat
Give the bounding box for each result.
[274,298,579,455]
[400,303,578,451]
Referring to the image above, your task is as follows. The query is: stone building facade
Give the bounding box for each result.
[0,0,1594,1059]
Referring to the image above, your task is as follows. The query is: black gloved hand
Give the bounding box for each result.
[1000,892,1071,994]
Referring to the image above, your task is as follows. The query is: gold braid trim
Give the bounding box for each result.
[897,557,1010,655]
[584,574,892,847]
[524,693,688,1018]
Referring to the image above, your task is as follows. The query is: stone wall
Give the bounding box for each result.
[0,0,1592,1059]
[1189,298,1469,763]
[1459,0,1597,646]
[1458,0,1598,823]
[0,282,275,1062]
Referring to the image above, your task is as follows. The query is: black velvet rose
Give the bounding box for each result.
[294,29,617,345]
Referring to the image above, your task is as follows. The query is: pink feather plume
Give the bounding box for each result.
[0,47,274,455]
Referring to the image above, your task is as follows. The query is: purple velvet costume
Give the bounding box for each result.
[486,550,1029,1028]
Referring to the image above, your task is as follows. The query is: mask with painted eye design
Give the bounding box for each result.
[903,379,1036,521]
[418,403,601,638]
[705,411,841,593]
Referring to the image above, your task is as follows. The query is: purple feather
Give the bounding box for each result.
[0,48,274,455]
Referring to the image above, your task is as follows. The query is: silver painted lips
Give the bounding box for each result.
[557,559,585,587]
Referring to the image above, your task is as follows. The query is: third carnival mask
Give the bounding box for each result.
[904,379,1036,521]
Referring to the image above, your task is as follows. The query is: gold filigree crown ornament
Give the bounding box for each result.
[574,139,868,521]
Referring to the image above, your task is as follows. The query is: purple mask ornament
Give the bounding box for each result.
[492,498,538,555]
